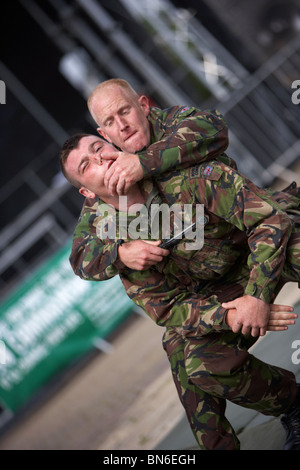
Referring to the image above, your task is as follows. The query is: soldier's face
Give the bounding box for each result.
[65,135,115,199]
[91,86,151,153]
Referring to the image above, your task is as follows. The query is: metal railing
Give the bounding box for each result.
[1,0,299,299]
[218,36,300,185]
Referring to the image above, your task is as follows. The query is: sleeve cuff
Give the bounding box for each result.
[112,242,127,271]
[244,282,274,304]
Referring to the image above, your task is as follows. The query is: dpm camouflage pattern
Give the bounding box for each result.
[158,172,299,449]
[162,326,297,450]
[71,160,300,339]
[155,169,299,450]
[117,161,300,339]
[140,106,229,176]
[70,162,300,449]
[68,106,300,450]
[70,105,229,283]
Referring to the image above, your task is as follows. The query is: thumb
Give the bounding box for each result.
[143,240,162,246]
[221,300,237,309]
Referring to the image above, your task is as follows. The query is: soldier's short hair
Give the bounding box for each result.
[59,133,90,189]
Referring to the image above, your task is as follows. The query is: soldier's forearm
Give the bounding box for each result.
[70,237,122,281]
[137,110,229,177]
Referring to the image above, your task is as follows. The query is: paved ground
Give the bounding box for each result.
[0,284,299,451]
[0,313,183,450]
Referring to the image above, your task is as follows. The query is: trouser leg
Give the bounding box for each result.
[184,330,297,417]
[162,328,240,450]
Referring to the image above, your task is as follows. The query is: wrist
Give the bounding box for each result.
[225,308,236,328]
[112,239,126,269]
[117,238,125,257]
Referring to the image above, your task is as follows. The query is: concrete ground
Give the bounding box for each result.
[0,284,299,451]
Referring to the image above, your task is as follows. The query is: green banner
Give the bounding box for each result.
[0,242,134,412]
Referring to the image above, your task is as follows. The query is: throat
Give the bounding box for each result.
[103,184,146,210]
[125,186,146,207]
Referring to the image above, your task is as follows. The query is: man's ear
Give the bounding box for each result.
[97,127,112,143]
[138,95,150,116]
[79,187,96,199]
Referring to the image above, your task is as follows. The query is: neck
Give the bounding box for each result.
[100,183,146,210]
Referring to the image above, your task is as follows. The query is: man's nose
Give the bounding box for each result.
[116,115,128,131]
[92,154,101,164]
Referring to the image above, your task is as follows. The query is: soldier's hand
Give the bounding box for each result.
[268,304,297,331]
[102,151,144,195]
[118,240,169,270]
[222,295,270,337]
[225,303,297,334]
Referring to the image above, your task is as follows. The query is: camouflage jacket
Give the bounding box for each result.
[107,162,297,338]
[70,105,229,281]
[70,161,300,337]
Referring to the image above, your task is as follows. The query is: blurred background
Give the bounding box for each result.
[0,0,300,450]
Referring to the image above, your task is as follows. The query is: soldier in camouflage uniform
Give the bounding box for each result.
[61,133,300,449]
[59,80,300,450]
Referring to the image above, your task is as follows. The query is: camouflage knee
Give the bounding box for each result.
[162,328,240,450]
[183,331,255,395]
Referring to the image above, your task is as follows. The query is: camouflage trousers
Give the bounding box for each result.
[160,210,300,450]
[162,327,297,450]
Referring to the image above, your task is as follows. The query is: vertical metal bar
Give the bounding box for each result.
[0,61,69,145]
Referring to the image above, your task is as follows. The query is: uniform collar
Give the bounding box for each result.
[148,107,166,143]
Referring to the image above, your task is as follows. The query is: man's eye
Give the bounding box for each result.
[82,161,89,172]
